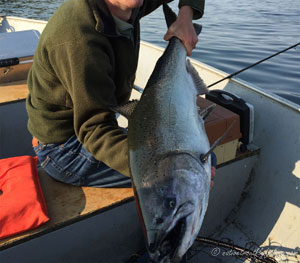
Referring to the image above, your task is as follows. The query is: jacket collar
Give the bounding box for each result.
[88,0,140,36]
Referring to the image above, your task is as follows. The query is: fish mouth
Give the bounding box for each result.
[149,215,190,262]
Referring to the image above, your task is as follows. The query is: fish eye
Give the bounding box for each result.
[169,200,176,208]
[155,217,164,224]
[165,198,176,209]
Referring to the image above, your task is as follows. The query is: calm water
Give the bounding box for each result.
[1,0,300,104]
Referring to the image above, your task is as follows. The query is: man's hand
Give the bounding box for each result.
[164,6,198,56]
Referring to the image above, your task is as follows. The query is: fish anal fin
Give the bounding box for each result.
[111,100,139,119]
[186,59,208,95]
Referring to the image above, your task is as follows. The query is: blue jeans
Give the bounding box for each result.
[33,135,131,188]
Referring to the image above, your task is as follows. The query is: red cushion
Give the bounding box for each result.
[0,156,49,239]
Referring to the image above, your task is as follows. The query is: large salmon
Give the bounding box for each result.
[114,4,212,262]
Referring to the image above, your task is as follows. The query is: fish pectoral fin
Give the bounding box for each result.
[111,100,139,119]
[199,103,216,120]
[186,59,208,95]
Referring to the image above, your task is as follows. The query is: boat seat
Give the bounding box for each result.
[0,167,134,250]
[0,80,28,104]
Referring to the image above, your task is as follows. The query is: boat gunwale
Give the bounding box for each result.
[1,15,47,24]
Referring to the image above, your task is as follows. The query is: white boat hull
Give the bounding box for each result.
[0,16,299,263]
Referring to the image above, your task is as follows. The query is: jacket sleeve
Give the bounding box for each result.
[49,35,130,177]
[179,0,205,19]
[141,0,205,19]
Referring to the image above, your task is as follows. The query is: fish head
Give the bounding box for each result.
[134,152,210,262]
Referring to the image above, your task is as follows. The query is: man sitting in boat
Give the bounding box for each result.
[26,0,209,187]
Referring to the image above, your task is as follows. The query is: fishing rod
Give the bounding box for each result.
[207,41,300,88]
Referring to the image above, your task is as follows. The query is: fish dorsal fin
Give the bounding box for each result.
[186,59,208,95]
[200,120,237,163]
[199,103,216,120]
[163,3,202,36]
[111,100,139,119]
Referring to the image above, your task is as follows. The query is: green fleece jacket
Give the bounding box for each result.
[26,0,205,177]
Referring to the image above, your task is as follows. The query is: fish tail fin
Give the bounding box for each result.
[186,59,208,95]
[163,3,177,28]
[163,3,202,35]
